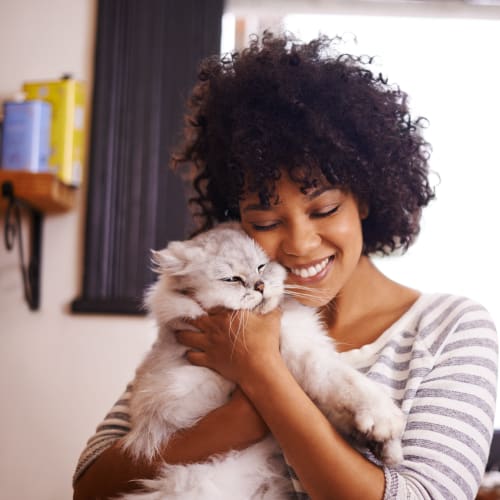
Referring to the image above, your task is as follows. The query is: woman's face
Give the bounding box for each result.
[239,174,366,307]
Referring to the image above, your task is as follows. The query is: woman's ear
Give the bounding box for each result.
[359,200,369,220]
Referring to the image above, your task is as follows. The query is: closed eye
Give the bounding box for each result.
[257,264,266,273]
[311,205,339,218]
[250,222,280,231]
[220,276,244,283]
[248,205,340,231]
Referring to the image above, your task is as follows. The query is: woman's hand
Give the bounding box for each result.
[175,307,282,385]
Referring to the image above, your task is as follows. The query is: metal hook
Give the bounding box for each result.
[1,180,42,310]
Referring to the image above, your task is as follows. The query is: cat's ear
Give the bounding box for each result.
[151,243,188,275]
[151,241,203,275]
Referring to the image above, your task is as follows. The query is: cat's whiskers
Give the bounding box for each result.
[284,287,331,304]
[284,283,335,303]
[228,309,250,358]
[228,310,238,359]
[285,292,330,307]
[285,288,318,297]
[284,283,321,291]
[240,309,250,353]
[285,287,329,298]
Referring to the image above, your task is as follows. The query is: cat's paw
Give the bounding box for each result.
[354,400,405,442]
[354,399,405,465]
[379,438,404,466]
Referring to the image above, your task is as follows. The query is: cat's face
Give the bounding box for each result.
[153,223,287,314]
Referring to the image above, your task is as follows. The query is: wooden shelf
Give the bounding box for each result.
[0,170,79,310]
[0,170,77,213]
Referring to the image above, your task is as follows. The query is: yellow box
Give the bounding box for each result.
[23,77,85,186]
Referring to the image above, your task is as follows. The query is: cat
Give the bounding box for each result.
[120,222,405,500]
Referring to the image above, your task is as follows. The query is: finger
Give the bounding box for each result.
[183,312,227,328]
[185,350,210,367]
[182,316,206,329]
[206,306,230,316]
[189,312,228,329]
[179,320,202,330]
[175,330,210,349]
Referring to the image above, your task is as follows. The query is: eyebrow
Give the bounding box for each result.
[241,185,336,213]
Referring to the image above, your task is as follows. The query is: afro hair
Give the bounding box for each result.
[173,31,435,255]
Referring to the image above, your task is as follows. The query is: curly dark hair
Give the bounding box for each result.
[173,31,435,255]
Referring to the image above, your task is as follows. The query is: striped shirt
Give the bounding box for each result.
[73,293,498,499]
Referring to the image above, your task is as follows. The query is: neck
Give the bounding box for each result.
[321,256,419,350]
[324,256,382,324]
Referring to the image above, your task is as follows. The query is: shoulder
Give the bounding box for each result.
[411,293,497,355]
[348,292,497,369]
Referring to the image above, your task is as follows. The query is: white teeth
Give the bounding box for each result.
[290,257,330,278]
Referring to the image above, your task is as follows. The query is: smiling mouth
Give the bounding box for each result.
[288,256,335,279]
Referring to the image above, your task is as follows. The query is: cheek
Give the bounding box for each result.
[337,220,362,242]
[243,229,279,260]
[254,239,278,260]
[330,215,364,247]
[254,237,279,260]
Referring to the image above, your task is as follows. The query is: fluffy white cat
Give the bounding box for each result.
[120,222,405,500]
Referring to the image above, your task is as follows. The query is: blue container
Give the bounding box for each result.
[1,100,52,172]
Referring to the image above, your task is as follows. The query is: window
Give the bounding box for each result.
[72,0,223,314]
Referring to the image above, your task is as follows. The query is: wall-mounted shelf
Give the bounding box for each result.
[0,170,77,213]
[0,170,78,310]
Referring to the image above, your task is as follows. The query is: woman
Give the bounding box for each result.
[73,33,497,499]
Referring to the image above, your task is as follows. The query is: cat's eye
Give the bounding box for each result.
[257,264,266,273]
[220,276,244,284]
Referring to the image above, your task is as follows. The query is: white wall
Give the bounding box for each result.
[281,11,500,422]
[224,1,500,424]
[281,12,500,323]
[0,2,155,499]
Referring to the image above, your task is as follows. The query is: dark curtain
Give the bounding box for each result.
[72,0,223,314]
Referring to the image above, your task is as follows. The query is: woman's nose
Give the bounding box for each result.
[281,222,321,257]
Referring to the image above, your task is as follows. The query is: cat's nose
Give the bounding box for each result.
[254,280,265,293]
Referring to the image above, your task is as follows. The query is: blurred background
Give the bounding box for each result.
[0,1,499,498]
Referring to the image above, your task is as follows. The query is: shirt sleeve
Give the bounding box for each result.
[383,300,498,499]
[72,383,133,486]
